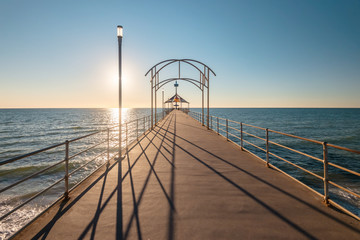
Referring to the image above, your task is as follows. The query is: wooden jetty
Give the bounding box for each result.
[14,110,360,239]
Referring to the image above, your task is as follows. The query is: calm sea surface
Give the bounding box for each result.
[1,108,359,239]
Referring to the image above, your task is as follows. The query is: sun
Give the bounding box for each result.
[112,73,128,87]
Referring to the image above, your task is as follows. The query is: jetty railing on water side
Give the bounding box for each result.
[188,110,360,221]
[0,111,167,224]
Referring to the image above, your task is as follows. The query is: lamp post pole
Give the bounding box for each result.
[117,25,123,159]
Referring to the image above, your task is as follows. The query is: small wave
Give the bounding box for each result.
[0,121,13,125]
[329,187,360,216]
[0,200,46,240]
[0,163,64,180]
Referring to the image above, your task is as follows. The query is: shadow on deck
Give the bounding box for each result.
[14,111,360,240]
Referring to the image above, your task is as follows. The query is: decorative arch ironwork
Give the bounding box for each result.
[145,59,216,129]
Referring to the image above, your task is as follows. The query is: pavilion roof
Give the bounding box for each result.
[164,94,189,103]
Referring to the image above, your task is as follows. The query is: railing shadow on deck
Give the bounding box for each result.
[186,110,360,221]
[122,112,177,240]
[152,120,360,237]
[27,114,173,240]
[18,111,360,239]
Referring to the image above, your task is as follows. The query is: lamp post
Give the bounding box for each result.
[117,25,123,159]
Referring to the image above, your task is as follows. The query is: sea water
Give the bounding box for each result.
[0,108,151,239]
[1,108,359,239]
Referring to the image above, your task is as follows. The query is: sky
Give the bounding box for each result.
[0,0,359,108]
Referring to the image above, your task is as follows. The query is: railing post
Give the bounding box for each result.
[240,122,243,150]
[207,114,209,130]
[323,142,329,205]
[126,123,128,150]
[226,119,229,141]
[107,128,110,167]
[136,119,139,139]
[64,140,69,199]
[217,117,219,135]
[211,116,213,129]
[266,128,269,167]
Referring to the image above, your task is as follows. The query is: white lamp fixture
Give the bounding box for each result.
[117,25,123,38]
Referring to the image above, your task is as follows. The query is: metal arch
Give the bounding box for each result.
[146,60,178,81]
[147,61,209,91]
[181,59,216,76]
[145,59,216,79]
[146,58,215,130]
[147,60,200,83]
[157,78,202,90]
[180,60,210,83]
[145,59,179,76]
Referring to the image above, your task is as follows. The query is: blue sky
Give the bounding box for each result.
[0,0,359,108]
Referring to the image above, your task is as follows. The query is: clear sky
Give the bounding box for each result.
[0,0,359,108]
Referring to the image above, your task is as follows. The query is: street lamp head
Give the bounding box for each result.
[117,25,123,38]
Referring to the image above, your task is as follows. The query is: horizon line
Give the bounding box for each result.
[1,107,360,109]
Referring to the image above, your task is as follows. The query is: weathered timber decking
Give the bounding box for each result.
[15,110,360,239]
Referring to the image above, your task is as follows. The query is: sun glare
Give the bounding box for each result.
[112,73,128,87]
[110,108,129,124]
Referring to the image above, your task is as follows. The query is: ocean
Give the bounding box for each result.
[0,108,359,239]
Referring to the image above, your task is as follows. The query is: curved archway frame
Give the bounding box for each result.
[145,59,216,129]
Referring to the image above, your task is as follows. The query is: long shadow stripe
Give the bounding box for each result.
[123,112,175,239]
[154,123,360,234]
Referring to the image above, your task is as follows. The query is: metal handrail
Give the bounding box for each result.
[0,177,65,221]
[328,162,360,177]
[269,152,323,180]
[242,122,267,131]
[68,130,102,143]
[269,140,323,163]
[0,110,168,223]
[0,160,65,194]
[69,150,107,177]
[188,110,360,220]
[269,129,323,145]
[68,139,107,160]
[327,143,360,154]
[0,142,65,166]
[242,138,266,152]
[242,130,266,142]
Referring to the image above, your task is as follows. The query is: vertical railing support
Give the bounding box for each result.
[64,140,69,199]
[240,123,243,150]
[107,128,110,167]
[155,74,158,126]
[226,119,229,141]
[211,116,213,130]
[136,119,139,139]
[266,128,269,167]
[217,117,219,135]
[126,123,128,150]
[323,142,329,205]
[151,71,154,130]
